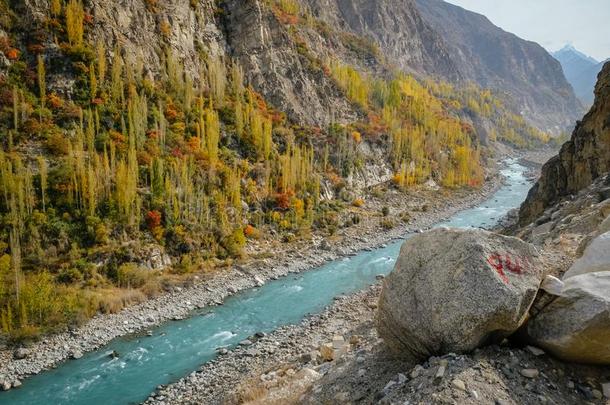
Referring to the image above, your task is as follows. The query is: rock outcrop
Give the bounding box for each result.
[526,271,610,365]
[377,228,542,360]
[304,0,459,80]
[223,0,357,127]
[519,62,610,226]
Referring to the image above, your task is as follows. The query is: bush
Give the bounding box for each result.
[117,263,151,289]
[400,211,411,223]
[57,267,83,284]
[381,206,390,217]
[223,228,246,257]
[244,224,261,239]
[380,218,395,230]
[352,198,365,208]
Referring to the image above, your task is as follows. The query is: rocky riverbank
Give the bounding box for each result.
[144,281,610,405]
[143,159,610,405]
[0,156,514,390]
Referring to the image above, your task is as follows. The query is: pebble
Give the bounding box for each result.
[383,380,397,392]
[452,379,466,391]
[526,346,545,356]
[410,365,424,379]
[520,368,540,379]
[592,389,603,400]
[397,373,407,384]
[603,382,610,398]
[434,360,448,382]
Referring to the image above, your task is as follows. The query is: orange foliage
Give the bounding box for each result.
[352,198,365,208]
[187,136,201,152]
[244,224,260,239]
[275,190,294,210]
[164,102,180,122]
[146,210,162,230]
[159,21,171,37]
[47,93,64,109]
[6,48,19,60]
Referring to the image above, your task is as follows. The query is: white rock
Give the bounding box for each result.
[540,275,564,296]
[520,368,539,378]
[452,379,466,391]
[383,380,397,392]
[602,382,610,398]
[332,336,346,349]
[526,346,545,356]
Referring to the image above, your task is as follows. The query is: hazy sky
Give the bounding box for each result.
[445,0,610,61]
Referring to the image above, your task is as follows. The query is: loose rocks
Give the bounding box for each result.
[526,271,610,365]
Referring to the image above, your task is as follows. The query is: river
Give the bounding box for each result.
[0,159,533,405]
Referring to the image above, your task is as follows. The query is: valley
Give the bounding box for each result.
[0,0,609,404]
[1,156,534,404]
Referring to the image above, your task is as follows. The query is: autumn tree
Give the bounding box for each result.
[65,0,85,47]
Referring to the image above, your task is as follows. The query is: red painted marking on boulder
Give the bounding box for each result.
[487,254,509,284]
[486,253,528,285]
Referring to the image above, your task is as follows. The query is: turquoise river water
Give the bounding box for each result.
[0,159,532,405]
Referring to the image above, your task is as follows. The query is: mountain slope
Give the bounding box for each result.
[553,45,605,105]
[415,0,584,133]
[519,62,610,226]
[303,0,460,80]
[553,45,598,82]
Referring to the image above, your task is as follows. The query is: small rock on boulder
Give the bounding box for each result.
[377,228,542,360]
[526,271,610,365]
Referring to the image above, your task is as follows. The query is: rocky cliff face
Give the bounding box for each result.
[415,0,584,133]
[303,0,459,80]
[223,0,357,127]
[13,0,582,133]
[519,62,610,226]
[15,0,357,128]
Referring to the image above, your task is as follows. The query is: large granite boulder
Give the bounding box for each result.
[377,228,543,360]
[526,271,610,365]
